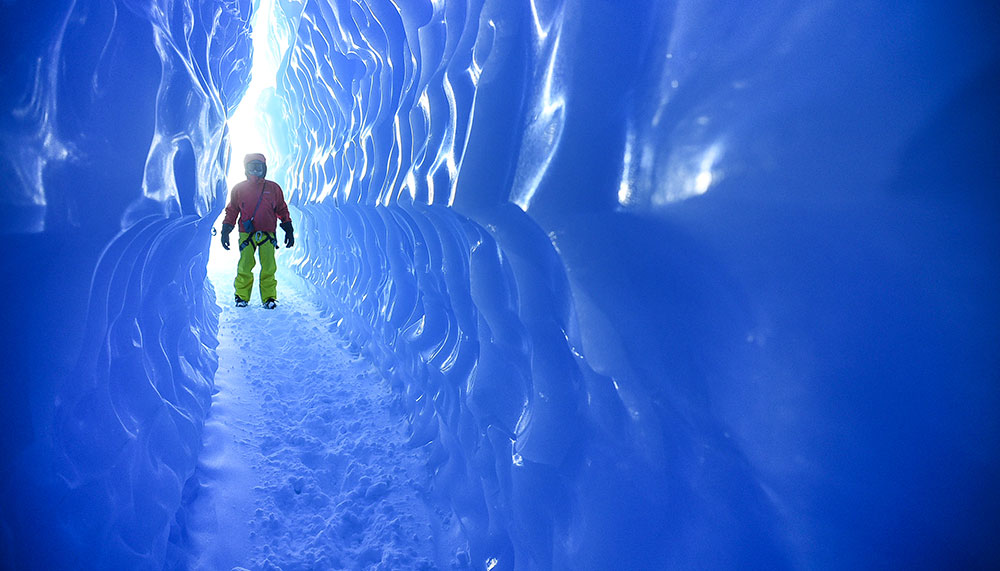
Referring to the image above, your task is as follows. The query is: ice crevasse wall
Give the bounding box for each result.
[2,0,999,569]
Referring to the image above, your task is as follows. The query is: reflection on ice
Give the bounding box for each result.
[262,2,999,569]
[3,1,998,569]
[659,140,725,204]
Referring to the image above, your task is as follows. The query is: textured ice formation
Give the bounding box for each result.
[1,0,998,569]
[267,1,1000,569]
[2,0,251,568]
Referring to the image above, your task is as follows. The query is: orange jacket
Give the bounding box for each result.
[223,176,291,233]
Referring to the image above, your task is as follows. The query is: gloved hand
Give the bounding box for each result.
[280,221,294,248]
[220,223,235,250]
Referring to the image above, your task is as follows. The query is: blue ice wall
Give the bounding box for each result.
[1,0,998,569]
[268,0,1000,569]
[1,0,251,568]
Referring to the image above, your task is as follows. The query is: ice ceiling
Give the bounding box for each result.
[2,0,998,569]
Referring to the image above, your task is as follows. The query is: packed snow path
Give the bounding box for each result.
[182,244,467,570]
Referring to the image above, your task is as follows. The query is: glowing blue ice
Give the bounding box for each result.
[2,1,998,569]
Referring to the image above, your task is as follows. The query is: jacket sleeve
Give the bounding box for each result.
[222,186,240,226]
[274,183,291,223]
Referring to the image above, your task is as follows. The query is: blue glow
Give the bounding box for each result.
[2,1,999,569]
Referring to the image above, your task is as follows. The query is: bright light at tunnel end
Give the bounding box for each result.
[210,0,288,272]
[225,0,283,191]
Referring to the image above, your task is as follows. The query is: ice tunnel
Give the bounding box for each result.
[2,0,999,569]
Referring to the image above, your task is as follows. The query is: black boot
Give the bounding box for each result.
[235,295,249,307]
[264,298,277,309]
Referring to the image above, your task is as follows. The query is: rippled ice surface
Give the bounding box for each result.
[2,1,999,569]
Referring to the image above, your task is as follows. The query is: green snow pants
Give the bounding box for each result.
[235,232,277,302]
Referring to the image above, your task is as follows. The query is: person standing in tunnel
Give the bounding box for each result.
[219,153,295,309]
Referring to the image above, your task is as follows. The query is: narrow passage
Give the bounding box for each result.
[182,246,465,570]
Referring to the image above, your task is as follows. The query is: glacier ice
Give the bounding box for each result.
[2,0,252,567]
[2,0,999,569]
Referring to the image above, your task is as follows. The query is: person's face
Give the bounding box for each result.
[246,160,266,178]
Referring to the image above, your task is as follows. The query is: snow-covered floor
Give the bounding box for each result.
[181,240,466,570]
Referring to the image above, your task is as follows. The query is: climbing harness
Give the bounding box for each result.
[239,229,279,252]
